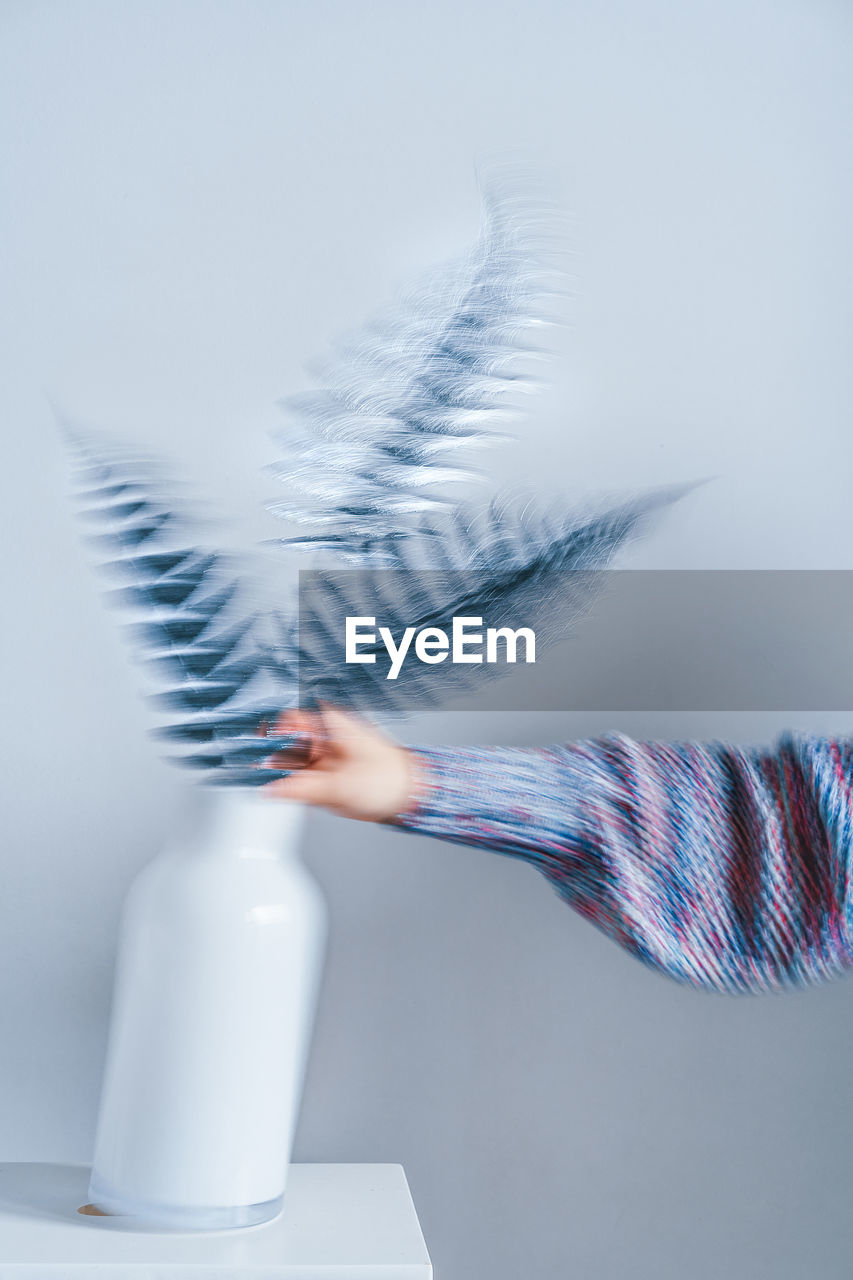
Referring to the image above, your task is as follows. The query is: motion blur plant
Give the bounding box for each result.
[67,168,687,780]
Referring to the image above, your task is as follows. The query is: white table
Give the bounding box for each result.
[0,1163,432,1277]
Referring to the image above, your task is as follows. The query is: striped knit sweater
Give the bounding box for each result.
[393,733,853,994]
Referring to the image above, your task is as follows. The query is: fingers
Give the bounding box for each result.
[264,768,340,808]
[266,703,363,769]
[261,705,339,803]
[271,708,322,737]
[259,701,411,821]
[260,703,391,816]
[317,702,395,752]
[262,707,326,768]
[316,702,364,738]
[265,702,360,744]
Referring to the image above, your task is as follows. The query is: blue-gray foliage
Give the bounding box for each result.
[67,177,688,785]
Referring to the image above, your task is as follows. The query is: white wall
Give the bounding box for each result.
[1,2,852,1275]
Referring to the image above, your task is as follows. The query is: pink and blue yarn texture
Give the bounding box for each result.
[396,733,853,994]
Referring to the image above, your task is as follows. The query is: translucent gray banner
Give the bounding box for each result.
[296,570,853,712]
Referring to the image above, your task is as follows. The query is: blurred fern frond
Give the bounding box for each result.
[267,169,564,564]
[296,486,688,715]
[67,434,304,786]
[65,169,694,785]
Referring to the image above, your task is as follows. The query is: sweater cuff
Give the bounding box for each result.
[387,743,588,860]
[390,746,473,833]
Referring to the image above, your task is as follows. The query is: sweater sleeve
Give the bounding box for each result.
[391,733,853,993]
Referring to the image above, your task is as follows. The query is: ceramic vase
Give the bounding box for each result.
[86,790,327,1229]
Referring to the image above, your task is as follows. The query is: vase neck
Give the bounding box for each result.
[177,788,305,860]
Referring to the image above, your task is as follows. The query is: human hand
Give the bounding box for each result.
[262,705,420,823]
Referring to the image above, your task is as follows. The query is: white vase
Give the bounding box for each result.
[86,790,327,1230]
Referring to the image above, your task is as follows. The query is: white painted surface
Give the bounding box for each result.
[89,792,327,1224]
[0,1163,432,1278]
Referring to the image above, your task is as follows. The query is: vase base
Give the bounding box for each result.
[83,1174,284,1231]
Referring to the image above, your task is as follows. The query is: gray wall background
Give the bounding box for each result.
[2,1,853,1276]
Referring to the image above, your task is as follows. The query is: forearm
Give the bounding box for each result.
[394,733,853,993]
